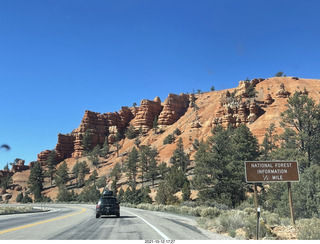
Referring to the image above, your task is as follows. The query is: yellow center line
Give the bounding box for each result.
[0,206,87,235]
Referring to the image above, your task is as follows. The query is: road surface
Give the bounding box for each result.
[0,204,232,240]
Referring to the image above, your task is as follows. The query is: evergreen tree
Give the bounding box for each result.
[21,193,33,203]
[155,166,188,205]
[158,162,168,180]
[155,179,178,205]
[114,141,121,157]
[140,187,152,204]
[96,175,106,189]
[72,161,80,186]
[28,162,44,202]
[260,123,278,159]
[54,161,69,187]
[125,147,139,184]
[73,161,90,187]
[78,161,90,187]
[146,152,159,187]
[139,145,159,187]
[193,125,259,207]
[101,137,110,157]
[169,138,190,172]
[275,71,284,77]
[110,162,122,196]
[182,182,191,201]
[45,150,57,186]
[57,185,73,202]
[78,185,100,203]
[125,125,137,139]
[82,129,94,154]
[246,85,257,98]
[153,115,158,134]
[88,145,101,166]
[4,163,9,171]
[87,169,98,186]
[0,174,12,189]
[16,192,24,202]
[280,92,320,168]
[117,187,125,202]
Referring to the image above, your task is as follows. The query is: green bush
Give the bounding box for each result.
[173,128,181,136]
[262,211,281,226]
[163,134,175,145]
[16,192,24,202]
[125,125,137,139]
[200,207,221,218]
[297,218,320,240]
[243,215,272,239]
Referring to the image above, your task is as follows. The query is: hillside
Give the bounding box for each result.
[1,76,320,202]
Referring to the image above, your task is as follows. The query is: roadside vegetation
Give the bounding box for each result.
[0,206,33,215]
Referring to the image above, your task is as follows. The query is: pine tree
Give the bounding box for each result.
[260,123,278,159]
[0,174,12,189]
[78,161,90,187]
[110,163,121,196]
[16,192,24,203]
[193,125,260,207]
[117,187,125,202]
[280,92,320,167]
[125,147,139,185]
[169,138,190,172]
[153,115,158,134]
[101,137,110,157]
[88,169,98,186]
[139,145,159,187]
[82,129,94,154]
[45,150,57,186]
[54,161,69,187]
[72,161,90,187]
[28,162,44,202]
[125,125,137,139]
[182,182,191,201]
[146,152,159,187]
[88,145,101,166]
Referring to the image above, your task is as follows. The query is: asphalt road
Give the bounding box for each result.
[0,204,232,240]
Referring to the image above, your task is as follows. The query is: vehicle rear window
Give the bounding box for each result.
[100,198,116,204]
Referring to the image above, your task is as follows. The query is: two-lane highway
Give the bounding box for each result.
[0,204,232,240]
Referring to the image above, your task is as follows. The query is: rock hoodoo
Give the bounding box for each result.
[132,97,163,133]
[276,83,291,98]
[158,93,190,130]
[212,80,265,128]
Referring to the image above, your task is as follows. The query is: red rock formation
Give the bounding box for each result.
[276,83,291,98]
[212,89,263,128]
[11,160,29,173]
[264,94,274,105]
[158,93,190,129]
[72,108,134,157]
[72,110,108,158]
[37,150,52,165]
[55,133,75,161]
[132,97,163,133]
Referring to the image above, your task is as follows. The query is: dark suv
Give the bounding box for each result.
[96,190,120,218]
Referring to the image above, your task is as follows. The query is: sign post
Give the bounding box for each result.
[257,206,261,240]
[245,161,300,227]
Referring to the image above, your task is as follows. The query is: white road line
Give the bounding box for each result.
[123,209,170,240]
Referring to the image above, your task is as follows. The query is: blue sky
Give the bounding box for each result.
[1,0,319,169]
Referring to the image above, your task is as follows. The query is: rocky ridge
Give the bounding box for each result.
[1,76,320,203]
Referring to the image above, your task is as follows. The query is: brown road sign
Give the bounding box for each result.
[245,161,300,183]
